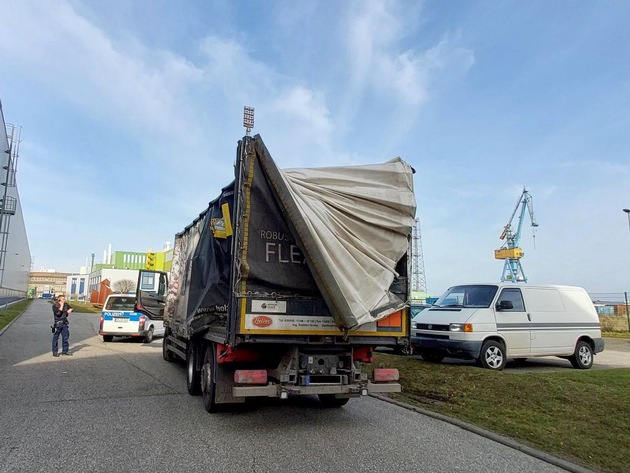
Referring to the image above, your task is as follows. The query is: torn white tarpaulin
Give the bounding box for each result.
[279,158,416,329]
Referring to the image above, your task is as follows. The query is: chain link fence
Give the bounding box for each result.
[589,292,630,332]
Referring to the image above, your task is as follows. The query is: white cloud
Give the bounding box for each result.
[0,1,206,152]
[344,1,474,107]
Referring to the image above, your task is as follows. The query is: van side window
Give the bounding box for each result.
[497,288,525,312]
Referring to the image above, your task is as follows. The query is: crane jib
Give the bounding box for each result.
[495,188,539,283]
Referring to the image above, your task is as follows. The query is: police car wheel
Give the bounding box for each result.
[143,327,154,343]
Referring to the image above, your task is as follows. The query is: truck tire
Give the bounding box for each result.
[103,335,113,342]
[162,333,176,362]
[318,395,350,408]
[143,327,154,343]
[187,342,201,396]
[201,344,219,412]
[569,340,593,369]
[478,340,507,371]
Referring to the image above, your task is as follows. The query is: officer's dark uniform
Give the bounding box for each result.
[52,299,72,356]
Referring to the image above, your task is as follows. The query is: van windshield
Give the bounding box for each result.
[433,285,498,308]
[105,297,136,311]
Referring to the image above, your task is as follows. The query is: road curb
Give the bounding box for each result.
[370,394,594,473]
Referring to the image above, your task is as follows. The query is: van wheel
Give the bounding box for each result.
[201,344,219,412]
[103,335,113,342]
[187,342,201,396]
[478,340,507,371]
[569,341,593,369]
[420,351,445,363]
[143,327,154,343]
[318,395,350,408]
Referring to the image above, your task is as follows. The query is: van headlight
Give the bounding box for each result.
[450,323,473,332]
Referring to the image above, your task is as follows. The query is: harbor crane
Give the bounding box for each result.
[495,188,538,283]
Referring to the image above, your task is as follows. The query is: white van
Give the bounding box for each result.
[99,293,164,343]
[411,283,604,370]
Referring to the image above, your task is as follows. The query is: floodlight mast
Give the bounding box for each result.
[243,106,255,136]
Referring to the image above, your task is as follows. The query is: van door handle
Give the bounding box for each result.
[527,313,531,321]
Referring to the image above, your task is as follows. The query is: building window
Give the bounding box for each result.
[141,273,154,290]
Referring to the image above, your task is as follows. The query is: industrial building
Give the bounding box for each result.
[0,100,31,298]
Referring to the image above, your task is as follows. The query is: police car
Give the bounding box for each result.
[99,293,164,343]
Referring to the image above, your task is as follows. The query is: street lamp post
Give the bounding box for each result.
[624,209,630,332]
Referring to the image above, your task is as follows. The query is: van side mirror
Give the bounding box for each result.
[496,300,513,310]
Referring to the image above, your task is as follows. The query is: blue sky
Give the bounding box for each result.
[1,0,629,295]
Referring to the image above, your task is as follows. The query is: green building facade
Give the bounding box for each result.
[93,249,173,272]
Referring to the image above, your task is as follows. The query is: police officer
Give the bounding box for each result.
[52,294,73,356]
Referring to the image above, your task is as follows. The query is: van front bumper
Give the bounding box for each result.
[411,335,483,360]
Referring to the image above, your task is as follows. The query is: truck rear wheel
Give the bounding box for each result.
[318,395,350,408]
[187,342,201,396]
[103,335,113,342]
[201,344,219,412]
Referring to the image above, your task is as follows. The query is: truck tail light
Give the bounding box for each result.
[234,370,268,385]
[373,368,399,382]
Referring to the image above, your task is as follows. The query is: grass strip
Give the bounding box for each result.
[68,301,102,313]
[369,353,630,473]
[0,299,32,332]
[602,332,630,339]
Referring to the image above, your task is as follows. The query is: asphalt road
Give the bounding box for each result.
[0,300,579,473]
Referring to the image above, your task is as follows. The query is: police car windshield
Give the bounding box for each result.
[433,285,498,308]
[105,297,135,311]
